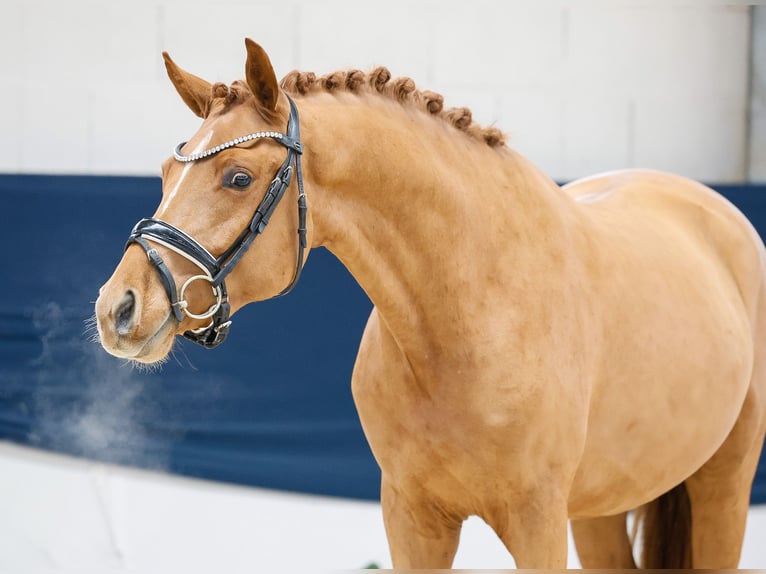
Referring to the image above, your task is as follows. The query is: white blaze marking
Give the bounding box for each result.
[156,130,214,217]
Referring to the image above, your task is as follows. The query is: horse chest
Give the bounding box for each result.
[360,393,515,505]
[353,344,582,515]
[349,296,599,530]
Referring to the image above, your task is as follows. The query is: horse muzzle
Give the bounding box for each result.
[95,271,178,363]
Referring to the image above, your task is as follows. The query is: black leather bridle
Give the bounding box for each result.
[126,95,307,348]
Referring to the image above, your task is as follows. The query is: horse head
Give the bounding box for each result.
[95,39,310,364]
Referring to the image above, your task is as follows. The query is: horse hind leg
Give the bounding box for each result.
[571,513,637,568]
[679,298,766,569]
[634,411,764,570]
[682,379,766,569]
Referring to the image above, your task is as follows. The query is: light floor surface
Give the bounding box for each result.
[0,441,764,572]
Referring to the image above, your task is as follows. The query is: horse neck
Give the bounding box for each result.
[298,93,579,357]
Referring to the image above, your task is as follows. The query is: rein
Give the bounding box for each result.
[126,95,307,348]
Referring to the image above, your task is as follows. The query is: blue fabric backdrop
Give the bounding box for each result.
[0,174,764,503]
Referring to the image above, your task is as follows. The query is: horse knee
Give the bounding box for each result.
[380,480,463,568]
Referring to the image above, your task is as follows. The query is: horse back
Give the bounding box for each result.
[565,169,766,323]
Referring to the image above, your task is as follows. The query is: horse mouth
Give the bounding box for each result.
[99,312,178,365]
[134,314,177,363]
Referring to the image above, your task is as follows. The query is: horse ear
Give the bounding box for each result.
[244,38,279,112]
[162,52,212,119]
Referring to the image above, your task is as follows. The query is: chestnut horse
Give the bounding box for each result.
[95,39,766,568]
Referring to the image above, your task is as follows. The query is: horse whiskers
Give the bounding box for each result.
[171,341,198,371]
[83,313,101,344]
[86,311,181,372]
[121,355,170,374]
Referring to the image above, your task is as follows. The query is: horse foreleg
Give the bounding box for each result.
[491,488,570,568]
[380,478,463,568]
[571,513,636,568]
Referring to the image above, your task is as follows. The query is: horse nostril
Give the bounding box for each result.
[115,291,136,336]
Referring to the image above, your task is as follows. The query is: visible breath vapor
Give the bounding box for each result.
[27,302,172,472]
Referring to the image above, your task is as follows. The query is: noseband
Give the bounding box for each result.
[126,95,307,348]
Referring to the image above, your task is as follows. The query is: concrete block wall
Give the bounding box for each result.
[0,1,753,182]
[750,6,766,181]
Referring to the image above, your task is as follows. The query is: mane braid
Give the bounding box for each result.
[210,80,278,122]
[280,68,506,148]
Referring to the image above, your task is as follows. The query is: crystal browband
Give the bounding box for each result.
[173,131,303,163]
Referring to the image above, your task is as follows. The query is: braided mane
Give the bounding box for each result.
[280,67,506,148]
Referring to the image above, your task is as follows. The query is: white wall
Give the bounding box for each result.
[750,5,766,181]
[0,1,752,182]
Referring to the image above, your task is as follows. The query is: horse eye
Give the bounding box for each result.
[229,172,252,189]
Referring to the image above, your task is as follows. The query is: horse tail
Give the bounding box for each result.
[633,482,692,568]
